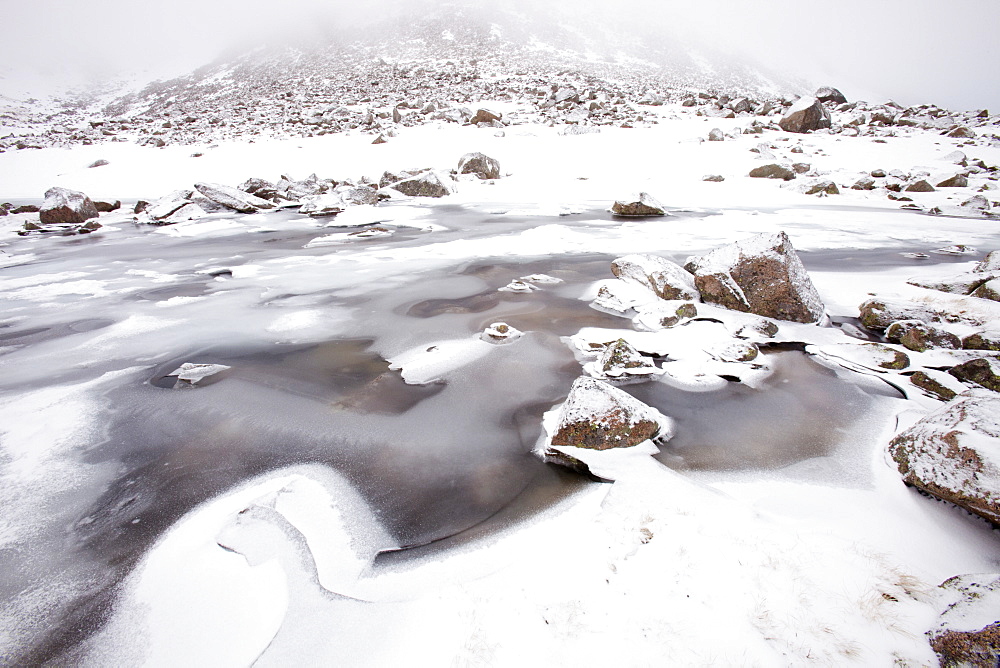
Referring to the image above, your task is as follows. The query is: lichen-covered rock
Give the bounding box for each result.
[735,318,779,340]
[611,192,665,216]
[712,340,759,362]
[611,254,698,301]
[194,182,275,213]
[389,171,452,198]
[596,338,658,378]
[802,179,839,195]
[928,574,1000,668]
[886,320,962,351]
[857,295,1000,332]
[457,152,500,180]
[964,331,1000,351]
[888,389,1000,524]
[950,358,1000,392]
[749,164,795,180]
[547,377,668,452]
[685,231,825,323]
[909,370,963,401]
[778,96,832,133]
[39,187,99,225]
[972,279,1000,302]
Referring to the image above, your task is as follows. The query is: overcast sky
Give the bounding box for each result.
[3,0,999,111]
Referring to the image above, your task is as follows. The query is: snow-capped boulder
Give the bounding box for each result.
[748,164,795,180]
[976,251,1000,273]
[886,320,962,351]
[389,170,452,197]
[611,254,699,301]
[814,86,847,105]
[594,338,659,378]
[907,270,1000,296]
[708,128,724,141]
[936,173,969,188]
[685,231,826,323]
[481,322,522,344]
[909,369,966,401]
[858,294,1000,332]
[457,152,500,179]
[611,192,666,216]
[194,182,275,213]
[949,358,1000,392]
[39,187,99,225]
[888,389,1000,524]
[972,279,1000,302]
[778,96,832,133]
[299,193,346,216]
[540,377,671,472]
[928,574,1000,668]
[336,185,378,206]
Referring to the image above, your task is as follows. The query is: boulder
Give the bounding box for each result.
[39,187,99,225]
[961,195,991,212]
[372,134,387,144]
[976,251,1000,273]
[749,164,795,180]
[457,152,500,180]
[703,174,725,182]
[905,180,935,193]
[194,182,275,213]
[611,192,666,216]
[611,254,699,300]
[972,279,1000,302]
[94,200,121,212]
[802,179,839,195]
[470,108,502,125]
[298,193,345,217]
[907,270,1000,295]
[949,358,1000,392]
[928,574,1000,668]
[947,126,977,139]
[909,370,963,401]
[778,97,832,133]
[888,389,1000,524]
[337,185,378,206]
[481,322,523,344]
[87,159,109,168]
[814,86,847,105]
[685,231,825,323]
[964,331,1000,351]
[546,376,668,455]
[886,320,962,351]
[389,171,452,198]
[852,176,876,190]
[597,338,658,378]
[168,362,232,388]
[937,174,970,188]
[708,128,724,141]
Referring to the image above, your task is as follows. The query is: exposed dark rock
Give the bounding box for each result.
[708,128,724,141]
[937,174,970,188]
[909,370,958,401]
[889,389,1000,524]
[778,96,832,133]
[905,180,935,193]
[457,152,500,180]
[598,338,657,378]
[972,279,1000,302]
[886,320,962,351]
[950,358,1000,392]
[94,200,121,213]
[749,164,795,180]
[814,86,847,105]
[133,200,149,214]
[389,171,452,198]
[964,331,1000,351]
[470,108,502,125]
[611,192,665,216]
[548,376,666,451]
[947,126,977,139]
[39,187,99,225]
[929,574,1000,668]
[685,231,825,322]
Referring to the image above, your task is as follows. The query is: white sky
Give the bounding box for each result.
[2,0,998,112]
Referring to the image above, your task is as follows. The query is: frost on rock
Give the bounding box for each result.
[906,270,1000,296]
[591,280,657,313]
[168,362,232,387]
[540,377,671,473]
[859,294,1000,332]
[588,338,659,379]
[811,342,909,372]
[888,389,1000,525]
[976,251,1000,273]
[387,170,453,198]
[457,152,500,180]
[610,192,665,216]
[194,182,276,213]
[299,193,346,217]
[499,279,538,293]
[928,574,1000,668]
[778,96,832,133]
[610,254,699,301]
[685,231,825,323]
[481,322,522,344]
[39,186,99,225]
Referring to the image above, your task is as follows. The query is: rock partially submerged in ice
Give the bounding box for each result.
[810,342,909,372]
[457,152,500,180]
[859,293,1000,331]
[632,301,698,331]
[888,389,1000,524]
[194,182,276,213]
[928,573,1000,668]
[591,279,657,313]
[778,96,832,133]
[499,279,538,293]
[685,231,825,323]
[168,362,232,387]
[481,322,522,344]
[539,376,671,474]
[611,254,698,301]
[299,193,346,217]
[610,192,665,216]
[586,338,660,379]
[39,186,100,225]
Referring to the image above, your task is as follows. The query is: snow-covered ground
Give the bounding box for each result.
[1,103,999,665]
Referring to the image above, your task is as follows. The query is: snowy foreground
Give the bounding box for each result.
[1,108,999,665]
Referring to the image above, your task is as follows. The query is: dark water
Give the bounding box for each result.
[0,202,974,664]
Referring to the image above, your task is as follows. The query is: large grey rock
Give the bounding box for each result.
[389,171,452,198]
[611,254,699,300]
[888,389,1000,524]
[778,96,832,133]
[685,231,826,323]
[611,192,665,216]
[457,152,500,180]
[194,182,275,213]
[39,187,99,225]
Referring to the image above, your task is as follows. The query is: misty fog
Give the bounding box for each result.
[3,0,999,110]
